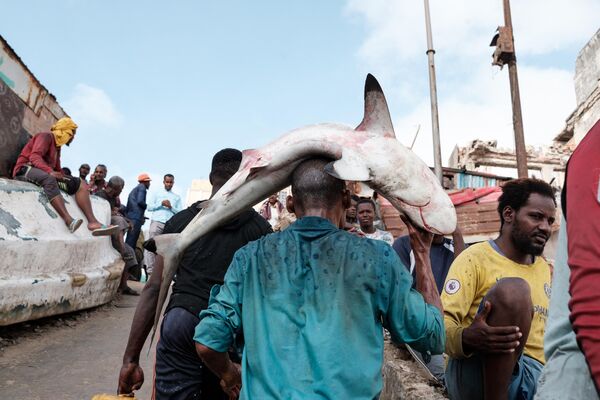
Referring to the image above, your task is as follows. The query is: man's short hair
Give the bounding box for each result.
[291,158,344,208]
[164,173,174,180]
[210,148,243,184]
[356,198,376,211]
[497,178,556,226]
[95,164,107,171]
[107,175,125,190]
[80,163,90,169]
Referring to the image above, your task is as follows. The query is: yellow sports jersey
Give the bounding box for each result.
[441,241,551,364]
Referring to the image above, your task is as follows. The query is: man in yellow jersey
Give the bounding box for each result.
[442,178,556,400]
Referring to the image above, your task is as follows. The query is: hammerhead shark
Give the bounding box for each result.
[149,74,456,344]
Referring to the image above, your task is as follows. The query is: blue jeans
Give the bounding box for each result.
[125,218,143,249]
[446,353,543,400]
[155,307,226,400]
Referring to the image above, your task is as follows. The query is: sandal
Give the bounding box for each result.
[91,224,119,237]
[68,218,83,233]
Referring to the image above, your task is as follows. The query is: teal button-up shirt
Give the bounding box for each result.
[147,188,182,224]
[194,216,444,399]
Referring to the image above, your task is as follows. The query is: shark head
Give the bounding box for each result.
[325,74,457,234]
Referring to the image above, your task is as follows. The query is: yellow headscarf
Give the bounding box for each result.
[51,117,78,147]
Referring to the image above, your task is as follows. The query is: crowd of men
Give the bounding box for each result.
[114,145,582,400]
[12,117,600,399]
[11,117,182,295]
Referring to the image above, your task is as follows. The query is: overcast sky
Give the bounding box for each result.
[2,0,598,201]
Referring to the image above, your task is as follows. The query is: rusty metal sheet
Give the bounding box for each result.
[0,35,67,118]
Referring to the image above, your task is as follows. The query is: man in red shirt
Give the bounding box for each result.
[12,117,117,236]
[566,120,600,392]
[534,119,600,399]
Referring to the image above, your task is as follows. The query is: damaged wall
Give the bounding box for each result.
[0,35,67,177]
[561,29,600,144]
[448,139,569,188]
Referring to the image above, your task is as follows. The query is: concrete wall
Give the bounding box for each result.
[575,29,600,106]
[572,29,600,143]
[0,178,123,325]
[0,36,67,178]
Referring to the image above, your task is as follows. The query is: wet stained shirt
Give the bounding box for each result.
[194,216,445,399]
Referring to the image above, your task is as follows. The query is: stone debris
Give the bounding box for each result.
[381,339,448,400]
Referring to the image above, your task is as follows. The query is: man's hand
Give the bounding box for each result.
[220,362,242,400]
[345,226,366,237]
[50,171,64,180]
[118,362,144,395]
[402,215,433,255]
[161,199,172,209]
[462,301,522,354]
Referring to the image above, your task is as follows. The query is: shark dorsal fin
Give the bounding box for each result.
[355,74,395,138]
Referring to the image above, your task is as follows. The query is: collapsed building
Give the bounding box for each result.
[448,139,571,190]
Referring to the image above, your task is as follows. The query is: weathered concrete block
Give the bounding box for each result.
[381,340,448,400]
[575,29,600,107]
[0,178,124,325]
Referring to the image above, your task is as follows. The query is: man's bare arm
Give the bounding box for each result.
[452,226,466,260]
[403,216,442,312]
[117,255,163,394]
[196,343,241,399]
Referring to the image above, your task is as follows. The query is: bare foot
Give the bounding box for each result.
[87,222,103,231]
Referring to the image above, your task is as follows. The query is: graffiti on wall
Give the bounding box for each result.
[0,57,16,89]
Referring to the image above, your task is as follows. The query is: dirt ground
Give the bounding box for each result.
[0,281,156,400]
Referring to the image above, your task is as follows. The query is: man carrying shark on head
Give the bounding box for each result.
[121,74,457,399]
[117,149,272,399]
[194,157,445,399]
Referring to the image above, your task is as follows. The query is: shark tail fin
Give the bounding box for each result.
[148,233,181,350]
[355,74,396,139]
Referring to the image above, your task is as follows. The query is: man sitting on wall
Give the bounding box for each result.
[89,164,108,194]
[12,117,116,236]
[95,176,139,295]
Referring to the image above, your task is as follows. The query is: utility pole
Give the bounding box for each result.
[491,0,528,178]
[423,0,443,185]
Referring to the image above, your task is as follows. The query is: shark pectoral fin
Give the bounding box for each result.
[324,158,371,182]
[355,74,396,139]
[221,149,271,195]
[241,149,270,169]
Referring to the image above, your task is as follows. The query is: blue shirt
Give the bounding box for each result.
[194,216,444,399]
[393,235,455,293]
[125,183,147,221]
[147,188,182,224]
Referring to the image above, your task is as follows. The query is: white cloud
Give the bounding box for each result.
[346,0,600,63]
[394,65,575,166]
[345,0,594,166]
[511,0,600,55]
[63,83,122,129]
